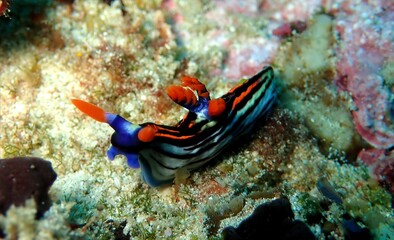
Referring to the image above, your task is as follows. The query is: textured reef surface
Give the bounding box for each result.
[0,0,393,239]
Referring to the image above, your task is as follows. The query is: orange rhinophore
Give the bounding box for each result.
[208,98,226,118]
[138,125,157,143]
[166,85,198,106]
[181,76,210,99]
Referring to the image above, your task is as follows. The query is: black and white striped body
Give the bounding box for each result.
[138,66,276,186]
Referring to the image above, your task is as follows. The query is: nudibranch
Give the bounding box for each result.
[72,66,276,187]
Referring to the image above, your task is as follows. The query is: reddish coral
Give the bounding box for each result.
[331,2,394,194]
[272,20,307,38]
[335,4,394,150]
[196,179,229,201]
[358,149,394,193]
[272,23,293,37]
[374,156,394,194]
[0,0,9,16]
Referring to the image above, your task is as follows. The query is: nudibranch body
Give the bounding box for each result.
[72,66,276,187]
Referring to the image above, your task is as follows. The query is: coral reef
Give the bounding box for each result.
[272,20,307,38]
[0,0,393,239]
[335,2,394,150]
[274,14,365,158]
[332,0,394,194]
[358,149,394,194]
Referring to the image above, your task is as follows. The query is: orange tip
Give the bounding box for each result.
[181,76,210,99]
[208,98,226,118]
[166,85,181,102]
[138,125,157,142]
[71,98,107,123]
[166,85,198,106]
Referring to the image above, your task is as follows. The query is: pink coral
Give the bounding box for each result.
[260,0,320,21]
[272,20,307,38]
[358,149,394,193]
[223,40,278,80]
[163,0,321,80]
[334,4,393,144]
[334,1,394,192]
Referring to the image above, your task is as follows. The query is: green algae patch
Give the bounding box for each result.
[274,14,365,159]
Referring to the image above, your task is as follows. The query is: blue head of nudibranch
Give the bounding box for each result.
[105,114,141,168]
[72,66,276,187]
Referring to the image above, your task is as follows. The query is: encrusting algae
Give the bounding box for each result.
[0,0,393,239]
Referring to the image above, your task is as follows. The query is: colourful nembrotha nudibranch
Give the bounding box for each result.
[72,66,276,187]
